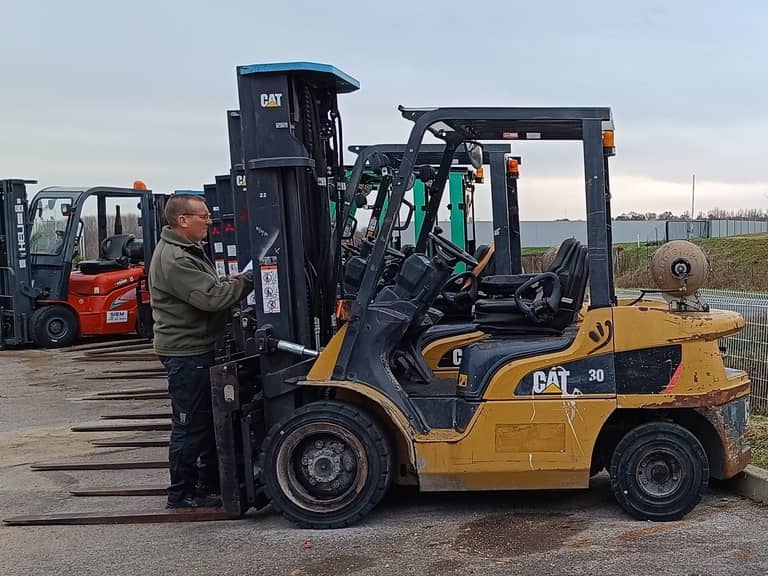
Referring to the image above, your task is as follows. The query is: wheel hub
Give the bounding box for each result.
[304,441,346,484]
[295,436,357,497]
[651,463,671,484]
[637,451,682,498]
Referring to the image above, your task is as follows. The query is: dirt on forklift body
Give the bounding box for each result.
[212,65,751,528]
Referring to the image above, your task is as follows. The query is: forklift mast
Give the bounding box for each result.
[0,179,37,345]
[235,62,359,363]
[226,110,251,273]
[211,63,359,516]
[203,175,240,278]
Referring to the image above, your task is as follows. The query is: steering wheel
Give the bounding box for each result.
[428,232,479,268]
[440,270,479,306]
[514,272,561,323]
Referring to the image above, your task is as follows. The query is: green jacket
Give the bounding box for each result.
[149,226,252,357]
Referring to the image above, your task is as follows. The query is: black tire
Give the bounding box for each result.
[260,400,392,529]
[610,421,708,521]
[31,305,79,348]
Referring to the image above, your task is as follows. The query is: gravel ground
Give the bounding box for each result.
[2,343,767,576]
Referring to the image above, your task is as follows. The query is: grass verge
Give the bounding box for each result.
[746,414,768,469]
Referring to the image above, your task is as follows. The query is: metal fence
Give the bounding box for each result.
[616,289,768,413]
[704,289,768,413]
[666,220,710,241]
[666,219,768,241]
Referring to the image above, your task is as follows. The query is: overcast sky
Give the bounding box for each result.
[2,0,766,220]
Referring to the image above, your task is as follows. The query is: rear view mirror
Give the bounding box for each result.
[60,203,71,217]
[464,141,483,170]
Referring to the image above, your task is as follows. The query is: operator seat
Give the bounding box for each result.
[479,238,579,297]
[474,242,588,334]
[78,234,144,275]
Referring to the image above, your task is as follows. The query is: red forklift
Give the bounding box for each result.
[0,180,160,347]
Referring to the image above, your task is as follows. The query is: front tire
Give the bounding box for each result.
[260,400,392,529]
[31,305,79,348]
[610,421,708,521]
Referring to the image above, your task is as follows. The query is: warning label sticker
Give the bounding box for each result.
[260,264,280,314]
[215,260,226,277]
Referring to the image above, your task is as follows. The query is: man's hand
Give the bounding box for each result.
[226,271,254,283]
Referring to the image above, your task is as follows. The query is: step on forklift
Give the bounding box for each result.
[212,70,751,528]
[0,180,159,347]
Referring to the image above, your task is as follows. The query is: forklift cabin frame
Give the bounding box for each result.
[332,107,615,433]
[343,144,518,271]
[29,187,157,302]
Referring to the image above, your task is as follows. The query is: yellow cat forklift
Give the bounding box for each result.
[212,64,751,528]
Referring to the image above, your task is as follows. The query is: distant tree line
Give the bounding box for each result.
[615,208,768,221]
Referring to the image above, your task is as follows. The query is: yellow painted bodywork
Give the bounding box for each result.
[611,304,744,406]
[302,300,750,491]
[306,324,347,381]
[414,398,615,490]
[421,330,485,378]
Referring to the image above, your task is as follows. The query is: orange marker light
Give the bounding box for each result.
[602,131,615,148]
[475,166,485,182]
[133,180,148,190]
[506,158,519,175]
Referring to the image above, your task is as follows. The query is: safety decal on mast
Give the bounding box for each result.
[260,264,280,313]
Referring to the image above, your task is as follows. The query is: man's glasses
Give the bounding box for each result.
[183,213,212,222]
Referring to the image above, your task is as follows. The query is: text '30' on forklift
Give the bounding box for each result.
[0,180,159,348]
[212,63,751,528]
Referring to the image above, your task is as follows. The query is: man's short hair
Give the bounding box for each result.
[165,195,205,227]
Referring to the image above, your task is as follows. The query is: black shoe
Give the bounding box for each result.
[166,494,222,509]
[194,480,220,499]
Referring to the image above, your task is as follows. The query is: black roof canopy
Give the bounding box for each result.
[398,106,613,142]
[348,143,513,167]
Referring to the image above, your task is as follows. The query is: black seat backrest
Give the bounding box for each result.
[549,237,579,271]
[551,245,588,329]
[480,238,578,296]
[472,244,495,277]
[100,234,136,261]
[78,234,140,275]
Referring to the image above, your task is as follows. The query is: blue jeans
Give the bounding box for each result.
[159,352,218,502]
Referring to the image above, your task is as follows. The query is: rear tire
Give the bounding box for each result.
[260,400,392,529]
[610,421,708,521]
[31,305,79,348]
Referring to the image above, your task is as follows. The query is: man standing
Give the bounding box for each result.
[149,194,253,508]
